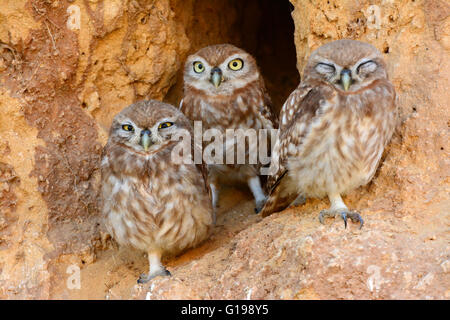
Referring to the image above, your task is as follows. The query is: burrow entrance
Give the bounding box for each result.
[44,0,299,299]
[166,0,299,114]
[236,0,299,111]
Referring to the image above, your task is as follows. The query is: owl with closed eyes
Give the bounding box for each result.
[261,39,397,228]
[180,44,278,212]
[101,100,214,283]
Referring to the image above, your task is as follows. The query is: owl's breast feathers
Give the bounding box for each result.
[267,78,397,197]
[181,79,277,174]
[101,143,213,253]
[182,78,277,132]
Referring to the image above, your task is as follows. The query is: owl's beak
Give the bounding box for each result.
[140,130,151,152]
[210,67,222,88]
[340,69,352,91]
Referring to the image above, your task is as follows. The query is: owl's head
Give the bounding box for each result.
[183,44,261,95]
[108,100,192,155]
[304,39,388,92]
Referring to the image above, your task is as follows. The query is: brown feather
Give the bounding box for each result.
[261,40,397,218]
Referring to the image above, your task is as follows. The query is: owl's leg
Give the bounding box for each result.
[210,183,219,209]
[208,171,220,209]
[248,176,267,213]
[318,193,364,229]
[137,251,171,284]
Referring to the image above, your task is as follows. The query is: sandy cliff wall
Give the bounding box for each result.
[0,0,448,299]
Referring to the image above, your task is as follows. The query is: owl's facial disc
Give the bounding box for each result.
[311,50,383,92]
[185,49,258,95]
[337,60,378,91]
[209,55,245,88]
[115,117,178,153]
[314,61,354,91]
[136,120,176,153]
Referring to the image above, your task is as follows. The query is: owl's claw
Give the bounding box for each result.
[137,268,171,284]
[347,211,364,229]
[254,198,267,214]
[319,209,364,229]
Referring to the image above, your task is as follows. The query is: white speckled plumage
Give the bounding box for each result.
[181,44,278,211]
[101,100,214,282]
[261,40,397,227]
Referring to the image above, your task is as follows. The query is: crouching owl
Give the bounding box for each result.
[261,39,397,228]
[101,100,214,283]
[180,44,278,212]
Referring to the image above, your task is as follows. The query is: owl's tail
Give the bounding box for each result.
[260,174,298,217]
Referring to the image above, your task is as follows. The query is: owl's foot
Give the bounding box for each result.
[318,209,364,229]
[137,268,171,284]
[248,176,267,214]
[254,197,267,214]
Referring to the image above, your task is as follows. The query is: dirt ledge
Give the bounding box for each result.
[0,0,448,299]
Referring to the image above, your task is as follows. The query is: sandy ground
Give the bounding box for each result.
[49,185,259,299]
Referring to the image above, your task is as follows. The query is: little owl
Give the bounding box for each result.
[101,100,214,283]
[180,44,278,212]
[260,39,397,228]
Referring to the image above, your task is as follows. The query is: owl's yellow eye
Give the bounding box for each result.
[193,61,205,73]
[158,122,174,129]
[122,124,134,131]
[228,58,243,71]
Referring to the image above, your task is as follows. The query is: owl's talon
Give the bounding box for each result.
[319,209,364,229]
[163,269,172,277]
[255,196,269,214]
[137,268,171,284]
[348,211,364,229]
[137,273,151,284]
[341,211,347,228]
[318,209,329,225]
[254,199,266,214]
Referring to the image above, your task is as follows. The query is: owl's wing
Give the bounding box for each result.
[191,134,216,224]
[265,82,318,189]
[279,82,318,132]
[261,82,334,217]
[179,94,202,124]
[257,77,278,129]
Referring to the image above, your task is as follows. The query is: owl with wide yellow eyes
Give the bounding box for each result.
[101,100,214,283]
[180,44,278,212]
[261,40,397,228]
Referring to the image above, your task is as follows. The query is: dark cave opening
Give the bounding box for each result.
[165,0,299,115]
[237,0,300,113]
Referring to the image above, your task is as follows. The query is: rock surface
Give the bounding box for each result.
[0,0,448,299]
